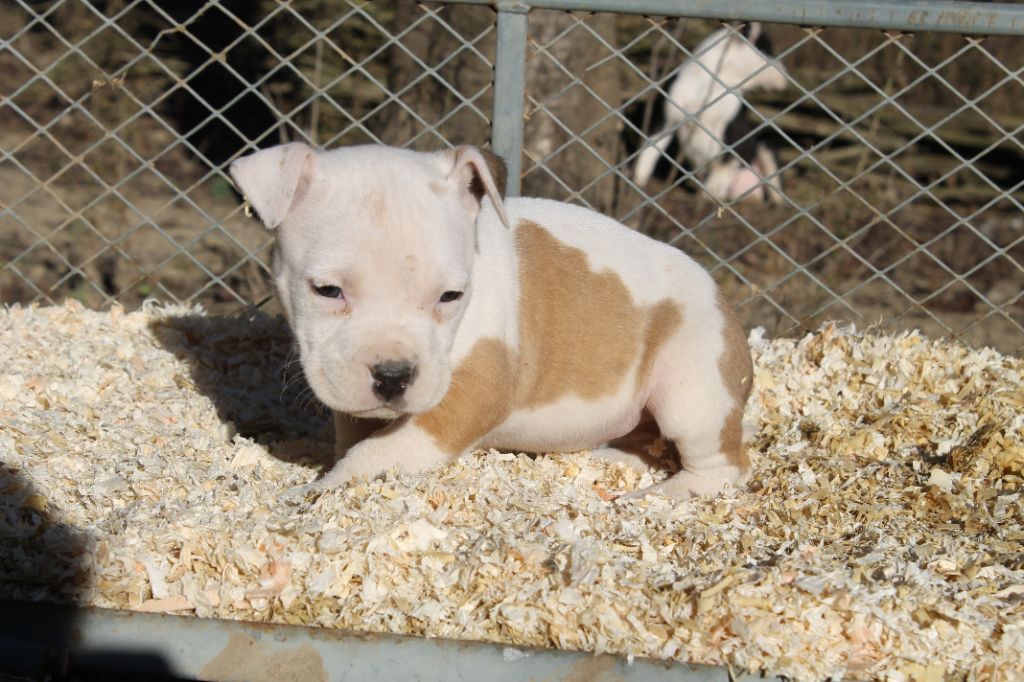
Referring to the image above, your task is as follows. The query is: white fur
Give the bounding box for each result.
[633,24,787,200]
[230,144,749,500]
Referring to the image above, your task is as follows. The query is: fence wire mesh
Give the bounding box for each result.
[1,1,1022,354]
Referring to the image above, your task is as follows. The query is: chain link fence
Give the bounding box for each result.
[2,0,1022,354]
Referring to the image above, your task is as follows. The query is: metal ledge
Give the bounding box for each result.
[0,600,776,681]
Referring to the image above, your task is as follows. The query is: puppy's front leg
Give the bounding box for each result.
[287,339,514,499]
[288,419,457,497]
[333,413,387,462]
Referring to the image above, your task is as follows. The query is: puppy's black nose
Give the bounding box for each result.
[370,360,416,402]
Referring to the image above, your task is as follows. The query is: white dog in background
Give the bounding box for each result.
[231,143,752,499]
[633,22,787,204]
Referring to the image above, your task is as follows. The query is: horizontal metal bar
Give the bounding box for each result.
[456,0,1024,35]
[0,600,777,681]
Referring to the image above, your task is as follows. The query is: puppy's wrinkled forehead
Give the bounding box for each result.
[284,147,473,281]
[317,148,458,228]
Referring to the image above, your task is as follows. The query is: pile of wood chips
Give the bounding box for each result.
[1,300,1022,681]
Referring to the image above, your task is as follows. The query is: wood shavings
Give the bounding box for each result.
[2,305,1023,680]
[245,560,292,599]
[138,589,221,614]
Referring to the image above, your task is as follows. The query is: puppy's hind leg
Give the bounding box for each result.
[620,328,752,501]
[588,414,680,473]
[625,401,747,500]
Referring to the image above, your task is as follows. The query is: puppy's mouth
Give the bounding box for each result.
[310,358,447,418]
[350,406,407,420]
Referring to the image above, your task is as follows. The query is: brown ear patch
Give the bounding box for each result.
[468,147,507,201]
[716,290,754,472]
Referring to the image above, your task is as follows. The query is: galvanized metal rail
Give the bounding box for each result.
[453,0,1024,36]
[0,600,772,681]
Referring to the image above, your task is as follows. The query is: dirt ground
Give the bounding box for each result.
[0,131,275,311]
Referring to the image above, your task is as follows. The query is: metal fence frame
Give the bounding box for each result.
[2,0,1022,352]
[475,0,1024,193]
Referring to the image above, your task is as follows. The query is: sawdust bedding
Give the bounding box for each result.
[1,300,1022,681]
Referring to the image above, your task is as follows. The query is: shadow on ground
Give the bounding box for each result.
[0,464,180,679]
[148,309,334,468]
[0,462,88,678]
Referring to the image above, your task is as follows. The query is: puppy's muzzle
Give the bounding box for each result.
[370,360,417,402]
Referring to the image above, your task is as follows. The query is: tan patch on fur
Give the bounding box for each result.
[417,220,682,454]
[515,220,672,408]
[415,338,514,454]
[716,290,753,472]
[635,300,683,393]
[516,219,684,409]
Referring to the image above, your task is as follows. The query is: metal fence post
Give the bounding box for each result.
[491,2,529,197]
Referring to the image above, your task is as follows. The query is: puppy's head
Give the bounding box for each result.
[230,143,508,419]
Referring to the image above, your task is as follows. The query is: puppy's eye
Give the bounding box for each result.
[439,290,463,303]
[312,283,343,299]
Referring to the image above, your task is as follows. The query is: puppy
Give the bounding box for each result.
[230,144,753,499]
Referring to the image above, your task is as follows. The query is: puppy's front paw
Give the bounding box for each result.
[282,463,360,501]
[281,477,332,501]
[282,481,317,501]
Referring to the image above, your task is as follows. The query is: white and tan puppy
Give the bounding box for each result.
[230,143,752,499]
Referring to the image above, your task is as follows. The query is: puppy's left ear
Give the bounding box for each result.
[446,146,511,229]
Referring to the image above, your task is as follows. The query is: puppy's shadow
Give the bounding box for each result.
[149,310,333,467]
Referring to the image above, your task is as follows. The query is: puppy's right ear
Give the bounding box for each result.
[229,142,317,229]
